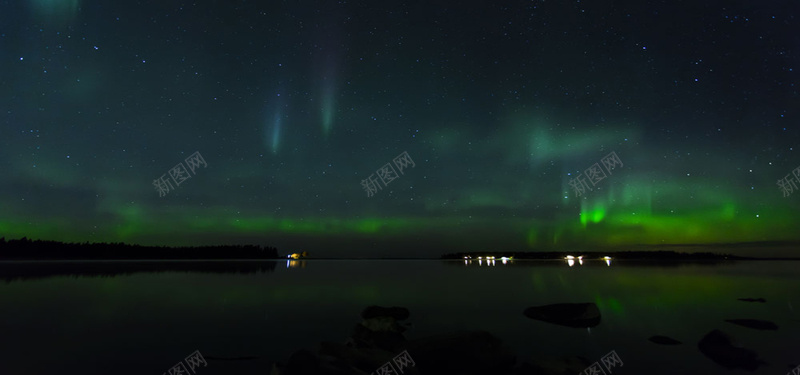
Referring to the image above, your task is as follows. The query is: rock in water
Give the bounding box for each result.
[724,319,779,330]
[362,316,403,333]
[361,306,410,320]
[737,297,766,303]
[350,305,411,351]
[350,323,406,352]
[649,335,682,345]
[523,303,601,328]
[318,342,397,374]
[276,349,374,375]
[697,329,766,371]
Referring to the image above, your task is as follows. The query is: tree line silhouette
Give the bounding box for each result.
[0,237,279,260]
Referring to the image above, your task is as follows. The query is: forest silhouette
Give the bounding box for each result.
[0,237,279,260]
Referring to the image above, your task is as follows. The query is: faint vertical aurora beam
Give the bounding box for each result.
[316,11,342,138]
[262,90,283,154]
[270,111,282,155]
[321,80,335,137]
[28,0,80,24]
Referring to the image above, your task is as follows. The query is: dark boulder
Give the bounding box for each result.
[361,306,410,320]
[737,298,766,303]
[349,306,411,351]
[697,329,766,371]
[350,322,407,352]
[272,349,373,375]
[275,307,518,375]
[319,341,406,374]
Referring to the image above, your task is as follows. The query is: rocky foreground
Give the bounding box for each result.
[270,304,594,375]
[270,299,778,374]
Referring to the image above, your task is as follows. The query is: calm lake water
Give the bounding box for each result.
[1,259,798,375]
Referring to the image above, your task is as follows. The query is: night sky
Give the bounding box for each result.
[1,0,798,257]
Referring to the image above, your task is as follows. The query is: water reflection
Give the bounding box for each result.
[565,255,582,267]
[286,260,307,269]
[0,259,794,375]
[0,260,278,282]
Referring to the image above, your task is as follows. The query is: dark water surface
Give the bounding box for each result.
[1,259,798,375]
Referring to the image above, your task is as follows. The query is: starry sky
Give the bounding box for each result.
[1,0,798,258]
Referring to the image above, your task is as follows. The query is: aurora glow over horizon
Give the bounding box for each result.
[1,0,798,257]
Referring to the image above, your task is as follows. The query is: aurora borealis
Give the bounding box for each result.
[1,0,798,257]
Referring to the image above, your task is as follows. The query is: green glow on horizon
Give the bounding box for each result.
[115,205,144,239]
[2,196,799,249]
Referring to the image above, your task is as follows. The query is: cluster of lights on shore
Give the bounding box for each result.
[565,255,613,267]
[463,256,513,266]
[462,255,613,266]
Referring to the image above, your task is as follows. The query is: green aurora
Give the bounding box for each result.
[1,0,798,257]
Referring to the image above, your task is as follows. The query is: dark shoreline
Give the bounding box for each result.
[0,237,279,260]
[1,237,798,261]
[2,256,800,261]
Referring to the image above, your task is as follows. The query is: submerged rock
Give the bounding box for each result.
[697,329,766,371]
[271,349,373,375]
[350,305,411,351]
[351,322,407,352]
[361,306,410,320]
[319,342,418,375]
[649,335,682,345]
[737,297,766,303]
[276,305,604,375]
[523,303,601,328]
[724,319,779,331]
[351,310,408,351]
[361,316,406,333]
